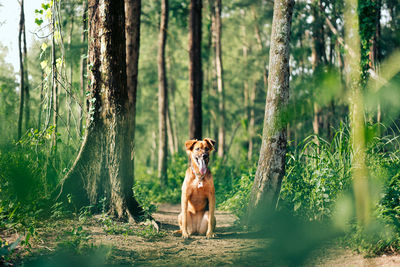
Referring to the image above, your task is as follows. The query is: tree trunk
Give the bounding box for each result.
[345,0,370,226]
[166,108,175,155]
[241,13,252,161]
[79,0,88,135]
[58,0,144,222]
[247,0,294,219]
[22,1,30,132]
[50,2,58,152]
[157,0,169,188]
[125,0,142,183]
[251,6,268,91]
[248,82,256,161]
[38,69,44,130]
[168,71,179,153]
[67,15,75,145]
[17,0,25,140]
[311,0,326,142]
[188,0,203,140]
[212,0,225,157]
[371,0,381,132]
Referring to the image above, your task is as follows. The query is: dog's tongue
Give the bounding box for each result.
[198,158,207,175]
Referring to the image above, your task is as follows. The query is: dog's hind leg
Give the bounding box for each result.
[198,211,216,235]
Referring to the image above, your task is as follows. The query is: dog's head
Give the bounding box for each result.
[185,138,216,176]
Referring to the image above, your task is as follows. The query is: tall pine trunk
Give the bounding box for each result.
[212,0,225,157]
[125,0,142,185]
[50,2,58,152]
[67,15,75,145]
[251,6,268,91]
[17,0,25,140]
[157,0,169,188]
[58,0,143,221]
[311,0,326,143]
[79,0,88,135]
[248,0,295,219]
[189,0,203,140]
[22,2,30,132]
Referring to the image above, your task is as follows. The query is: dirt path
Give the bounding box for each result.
[98,204,267,266]
[6,204,400,266]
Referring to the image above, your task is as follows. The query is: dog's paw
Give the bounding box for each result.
[182,232,190,239]
[206,232,216,239]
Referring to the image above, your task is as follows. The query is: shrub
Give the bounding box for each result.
[279,126,353,220]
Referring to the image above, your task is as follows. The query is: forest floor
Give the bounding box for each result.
[3,204,400,266]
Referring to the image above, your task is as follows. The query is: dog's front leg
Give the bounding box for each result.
[181,187,189,239]
[206,190,216,239]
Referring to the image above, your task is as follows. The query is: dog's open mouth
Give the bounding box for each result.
[195,156,207,175]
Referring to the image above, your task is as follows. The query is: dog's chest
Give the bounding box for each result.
[189,187,208,207]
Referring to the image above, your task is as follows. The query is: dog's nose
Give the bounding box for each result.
[203,154,208,159]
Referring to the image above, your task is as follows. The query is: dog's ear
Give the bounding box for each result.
[203,138,216,151]
[185,139,198,151]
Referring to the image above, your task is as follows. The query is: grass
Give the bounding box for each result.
[2,123,400,263]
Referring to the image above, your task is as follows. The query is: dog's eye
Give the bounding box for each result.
[195,147,200,151]
[205,147,209,151]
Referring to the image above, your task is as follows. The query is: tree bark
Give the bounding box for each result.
[248,0,294,219]
[157,0,169,188]
[50,1,59,153]
[67,14,75,145]
[212,0,225,157]
[38,69,44,130]
[370,0,381,130]
[248,82,256,161]
[79,0,88,134]
[58,0,144,221]
[125,0,142,184]
[22,0,30,132]
[166,108,175,155]
[188,0,203,140]
[17,0,25,140]
[311,0,326,143]
[251,6,268,91]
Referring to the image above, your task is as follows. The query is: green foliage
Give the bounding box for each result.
[0,237,21,263]
[135,153,187,204]
[0,144,48,219]
[220,167,255,220]
[280,126,353,220]
[58,226,91,252]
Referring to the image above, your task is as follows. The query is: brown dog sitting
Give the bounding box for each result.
[178,138,216,239]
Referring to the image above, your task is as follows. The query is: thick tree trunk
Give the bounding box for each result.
[188,0,203,140]
[212,0,225,158]
[58,0,144,221]
[157,0,169,188]
[79,0,88,135]
[345,0,370,226]
[248,0,294,219]
[17,0,25,140]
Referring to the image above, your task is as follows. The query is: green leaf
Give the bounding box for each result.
[35,18,43,26]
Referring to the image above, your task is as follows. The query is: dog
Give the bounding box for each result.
[177,138,216,239]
